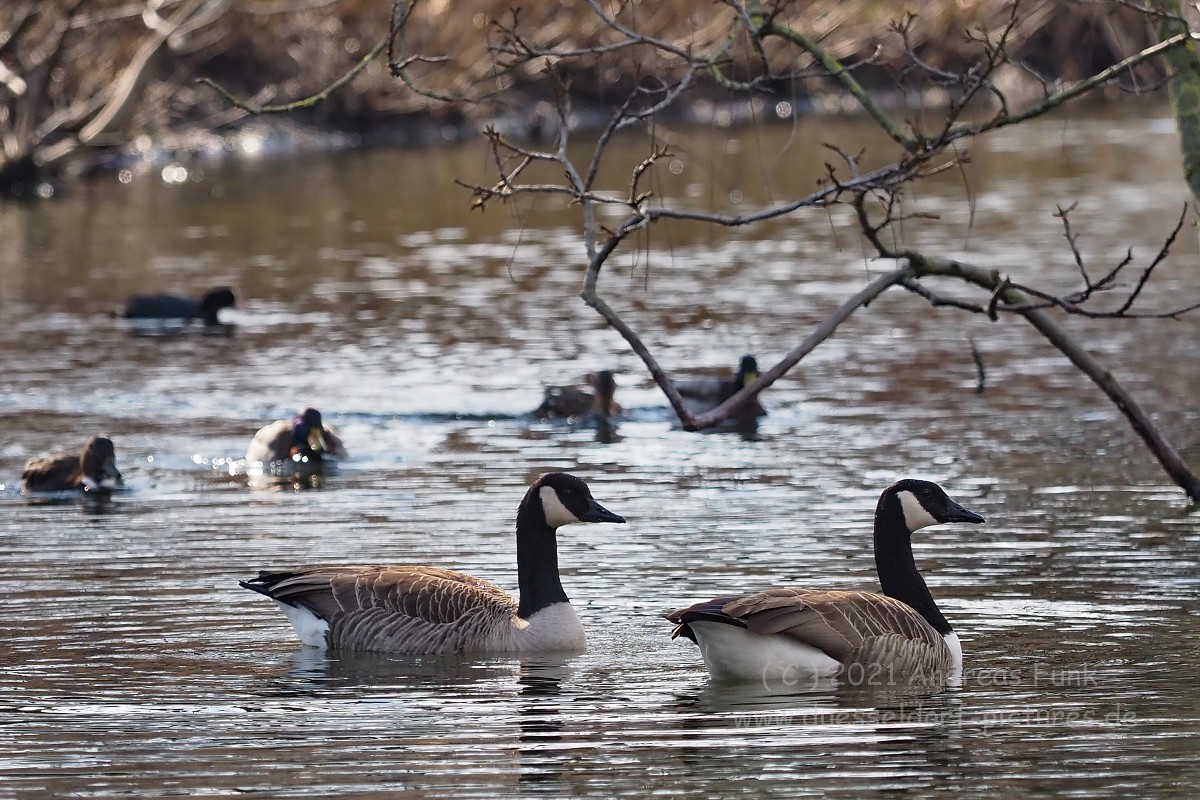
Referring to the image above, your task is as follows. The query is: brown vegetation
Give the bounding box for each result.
[0,1,1161,197]
[192,0,1161,118]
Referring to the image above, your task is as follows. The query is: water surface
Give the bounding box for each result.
[2,107,1199,797]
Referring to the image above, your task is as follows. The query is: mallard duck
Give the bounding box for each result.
[245,407,347,464]
[121,286,237,326]
[673,354,766,420]
[21,435,124,497]
[534,370,620,423]
[666,479,984,685]
[241,472,626,653]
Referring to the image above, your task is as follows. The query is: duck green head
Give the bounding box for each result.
[736,354,759,388]
[293,407,328,454]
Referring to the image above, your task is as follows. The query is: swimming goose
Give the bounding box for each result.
[534,370,621,423]
[666,479,984,685]
[121,286,237,326]
[21,435,124,496]
[240,472,626,654]
[673,354,766,420]
[245,407,347,464]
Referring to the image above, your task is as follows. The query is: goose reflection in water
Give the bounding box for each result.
[517,659,572,789]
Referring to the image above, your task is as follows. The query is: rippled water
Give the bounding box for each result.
[2,107,1200,797]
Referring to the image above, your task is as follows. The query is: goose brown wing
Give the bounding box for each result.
[247,566,518,653]
[720,588,947,666]
[256,565,516,622]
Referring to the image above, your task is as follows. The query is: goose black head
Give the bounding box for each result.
[529,472,626,529]
[885,478,984,534]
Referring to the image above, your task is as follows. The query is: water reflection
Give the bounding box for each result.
[516,659,571,789]
[244,454,332,491]
[593,416,621,445]
[676,672,953,715]
[119,319,238,339]
[277,648,523,692]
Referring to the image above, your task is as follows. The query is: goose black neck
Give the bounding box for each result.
[515,491,568,619]
[873,493,952,635]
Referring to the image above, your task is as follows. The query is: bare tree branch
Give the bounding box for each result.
[448,1,1200,497]
[900,248,1200,500]
[199,36,395,114]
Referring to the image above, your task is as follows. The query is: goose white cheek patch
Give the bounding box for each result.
[897,490,939,531]
[540,486,581,528]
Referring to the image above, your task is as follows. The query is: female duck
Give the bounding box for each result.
[666,479,984,685]
[241,472,625,654]
[535,370,620,423]
[21,436,124,497]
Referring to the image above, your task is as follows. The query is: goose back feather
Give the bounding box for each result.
[670,588,953,682]
[243,566,530,653]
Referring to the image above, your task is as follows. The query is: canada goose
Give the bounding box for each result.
[534,370,621,422]
[240,472,626,654]
[673,354,766,420]
[665,479,984,685]
[21,435,124,497]
[121,286,237,326]
[245,407,347,464]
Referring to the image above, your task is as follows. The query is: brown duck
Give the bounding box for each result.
[21,436,124,496]
[534,370,620,423]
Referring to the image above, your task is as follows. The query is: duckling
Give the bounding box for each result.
[673,354,766,420]
[241,472,626,654]
[121,286,237,327]
[245,407,347,464]
[21,436,124,497]
[534,370,621,423]
[666,479,984,685]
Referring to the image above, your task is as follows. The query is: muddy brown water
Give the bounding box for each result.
[2,107,1199,797]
